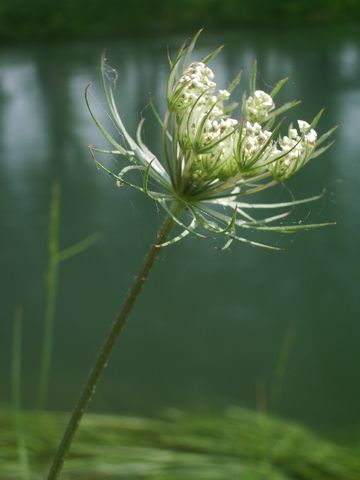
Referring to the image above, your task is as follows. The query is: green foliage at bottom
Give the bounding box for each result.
[0,406,359,479]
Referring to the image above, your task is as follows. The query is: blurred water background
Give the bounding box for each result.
[0,8,359,441]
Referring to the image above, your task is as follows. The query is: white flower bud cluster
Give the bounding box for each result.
[242,121,272,158]
[172,62,318,183]
[192,116,238,179]
[193,119,276,180]
[201,117,238,145]
[173,63,236,158]
[174,62,217,110]
[298,120,317,144]
[244,90,275,123]
[270,120,317,178]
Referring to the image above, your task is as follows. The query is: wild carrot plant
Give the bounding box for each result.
[47,31,335,479]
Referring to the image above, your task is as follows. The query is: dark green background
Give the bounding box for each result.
[0,1,359,441]
[1,0,360,41]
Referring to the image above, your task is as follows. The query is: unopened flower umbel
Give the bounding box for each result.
[87,32,335,250]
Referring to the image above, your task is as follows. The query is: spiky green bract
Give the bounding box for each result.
[87,33,335,250]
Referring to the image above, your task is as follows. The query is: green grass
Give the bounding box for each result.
[1,406,359,479]
[37,181,99,410]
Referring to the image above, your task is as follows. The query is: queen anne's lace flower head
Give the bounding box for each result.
[87,31,336,250]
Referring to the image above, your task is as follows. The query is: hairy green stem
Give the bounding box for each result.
[47,213,175,479]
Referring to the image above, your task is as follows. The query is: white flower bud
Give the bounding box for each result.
[289,128,298,140]
[297,120,311,132]
[219,89,230,100]
[305,129,317,144]
[254,90,274,109]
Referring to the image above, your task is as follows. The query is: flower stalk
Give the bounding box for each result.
[47,210,177,480]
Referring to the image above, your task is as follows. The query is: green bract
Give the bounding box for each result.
[86,32,335,250]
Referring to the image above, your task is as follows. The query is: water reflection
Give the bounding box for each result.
[0,28,359,435]
[0,63,48,174]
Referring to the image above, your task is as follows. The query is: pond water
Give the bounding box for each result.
[0,27,359,436]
